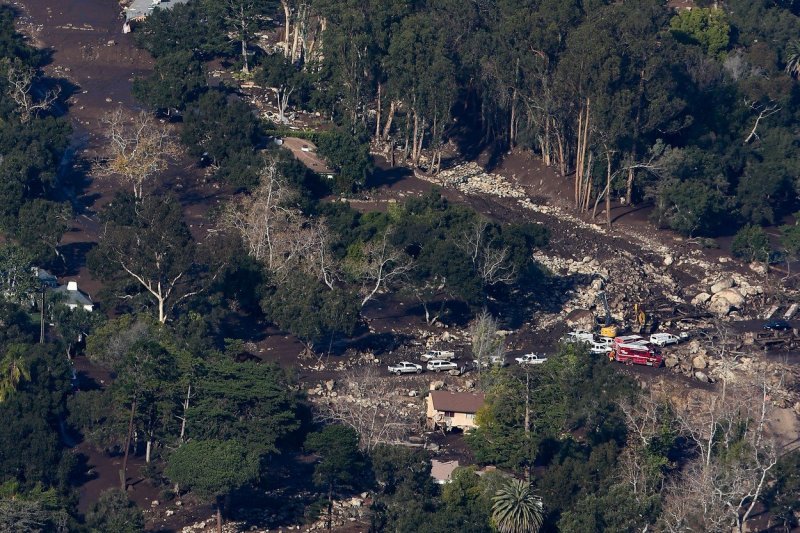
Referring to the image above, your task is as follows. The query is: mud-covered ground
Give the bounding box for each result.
[11,0,800,530]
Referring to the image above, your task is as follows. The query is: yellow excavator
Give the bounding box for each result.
[597,291,619,338]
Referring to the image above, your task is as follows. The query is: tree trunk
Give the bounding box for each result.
[382,100,396,141]
[145,439,152,463]
[216,502,223,533]
[241,37,249,74]
[375,83,382,139]
[120,399,137,490]
[327,481,334,532]
[281,0,291,57]
[411,111,419,166]
[606,150,612,231]
[39,287,45,344]
[158,294,166,324]
[179,383,191,442]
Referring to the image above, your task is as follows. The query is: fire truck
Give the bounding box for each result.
[608,335,663,367]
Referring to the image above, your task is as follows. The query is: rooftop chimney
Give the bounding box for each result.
[67,281,78,291]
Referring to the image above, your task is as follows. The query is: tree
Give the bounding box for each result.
[785,40,800,78]
[780,222,800,276]
[731,225,771,263]
[344,227,412,307]
[189,359,300,456]
[255,54,305,124]
[317,127,372,193]
[165,439,258,533]
[85,489,144,533]
[88,194,199,323]
[469,308,505,377]
[1,57,60,123]
[51,305,102,359]
[0,243,36,303]
[98,108,179,199]
[132,50,206,113]
[670,7,730,58]
[317,366,415,452]
[0,344,31,403]
[305,425,364,532]
[16,199,71,264]
[491,478,544,533]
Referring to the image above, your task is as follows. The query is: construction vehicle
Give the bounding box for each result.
[632,303,647,334]
[608,336,663,367]
[596,291,619,338]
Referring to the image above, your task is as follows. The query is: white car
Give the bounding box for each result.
[427,359,459,372]
[473,355,508,368]
[589,339,613,355]
[561,331,595,344]
[649,333,681,347]
[387,361,423,375]
[515,353,548,365]
[420,350,456,362]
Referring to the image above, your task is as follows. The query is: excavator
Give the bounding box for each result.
[596,291,619,338]
[632,303,647,334]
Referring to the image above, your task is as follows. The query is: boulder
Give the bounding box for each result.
[325,379,336,391]
[694,371,709,382]
[664,255,674,267]
[565,309,594,330]
[665,354,680,369]
[710,277,734,294]
[692,354,708,370]
[429,381,445,391]
[691,292,711,306]
[749,261,768,275]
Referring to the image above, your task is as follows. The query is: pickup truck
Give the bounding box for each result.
[420,350,457,362]
[561,331,595,344]
[515,353,548,365]
[589,339,613,355]
[388,361,423,375]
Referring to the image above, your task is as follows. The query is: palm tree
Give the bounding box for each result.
[0,345,31,403]
[491,478,544,533]
[785,40,800,78]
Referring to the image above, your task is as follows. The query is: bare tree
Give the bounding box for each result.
[222,161,298,266]
[317,365,416,452]
[346,228,413,307]
[3,58,60,123]
[743,99,781,144]
[469,308,506,377]
[662,379,779,533]
[99,109,179,199]
[459,219,515,285]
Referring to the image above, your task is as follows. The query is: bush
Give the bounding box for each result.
[731,225,771,262]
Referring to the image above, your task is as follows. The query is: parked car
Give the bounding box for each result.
[763,319,792,331]
[421,350,457,362]
[427,360,459,372]
[561,331,594,344]
[515,353,548,365]
[649,333,681,347]
[473,355,508,368]
[589,339,613,355]
[388,361,423,375]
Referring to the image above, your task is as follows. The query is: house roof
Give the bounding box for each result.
[125,0,190,22]
[429,391,485,414]
[52,285,93,307]
[430,459,460,483]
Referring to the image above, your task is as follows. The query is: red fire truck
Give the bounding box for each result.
[608,336,663,367]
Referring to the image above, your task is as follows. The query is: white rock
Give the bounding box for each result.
[694,371,709,382]
[692,292,711,306]
[664,255,674,266]
[710,277,735,294]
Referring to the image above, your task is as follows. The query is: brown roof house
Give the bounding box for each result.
[426,391,485,431]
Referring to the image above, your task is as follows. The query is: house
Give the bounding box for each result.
[431,459,460,484]
[123,0,190,33]
[426,391,485,431]
[36,268,58,288]
[52,281,94,312]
